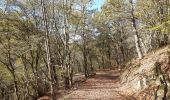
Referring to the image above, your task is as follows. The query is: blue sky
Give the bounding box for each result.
[0,0,106,11]
[92,0,105,10]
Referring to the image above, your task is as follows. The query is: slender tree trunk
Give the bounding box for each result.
[11,71,19,100]
[107,45,112,67]
[22,55,29,100]
[41,0,54,99]
[102,39,105,69]
[51,0,58,86]
[62,0,73,89]
[6,32,19,100]
[130,0,143,59]
[83,45,88,78]
[82,33,88,78]
[81,4,89,78]
[120,46,125,63]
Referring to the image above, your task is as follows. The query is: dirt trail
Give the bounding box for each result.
[60,69,134,100]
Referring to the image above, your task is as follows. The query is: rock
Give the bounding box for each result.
[120,46,170,99]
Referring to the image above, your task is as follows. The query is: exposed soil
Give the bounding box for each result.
[59,69,135,100]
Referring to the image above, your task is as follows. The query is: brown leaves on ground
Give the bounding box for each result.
[60,69,135,100]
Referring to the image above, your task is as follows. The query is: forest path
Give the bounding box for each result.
[60,69,134,100]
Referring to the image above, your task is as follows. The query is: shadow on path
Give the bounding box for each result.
[60,69,133,100]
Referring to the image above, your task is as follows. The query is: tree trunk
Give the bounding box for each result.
[11,72,19,100]
[130,0,143,59]
[83,41,88,78]
[81,4,89,78]
[41,0,54,99]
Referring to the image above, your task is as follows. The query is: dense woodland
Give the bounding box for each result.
[0,0,170,100]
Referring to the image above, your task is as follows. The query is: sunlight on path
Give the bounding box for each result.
[60,70,131,100]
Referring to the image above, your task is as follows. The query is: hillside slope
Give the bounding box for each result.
[119,46,170,99]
